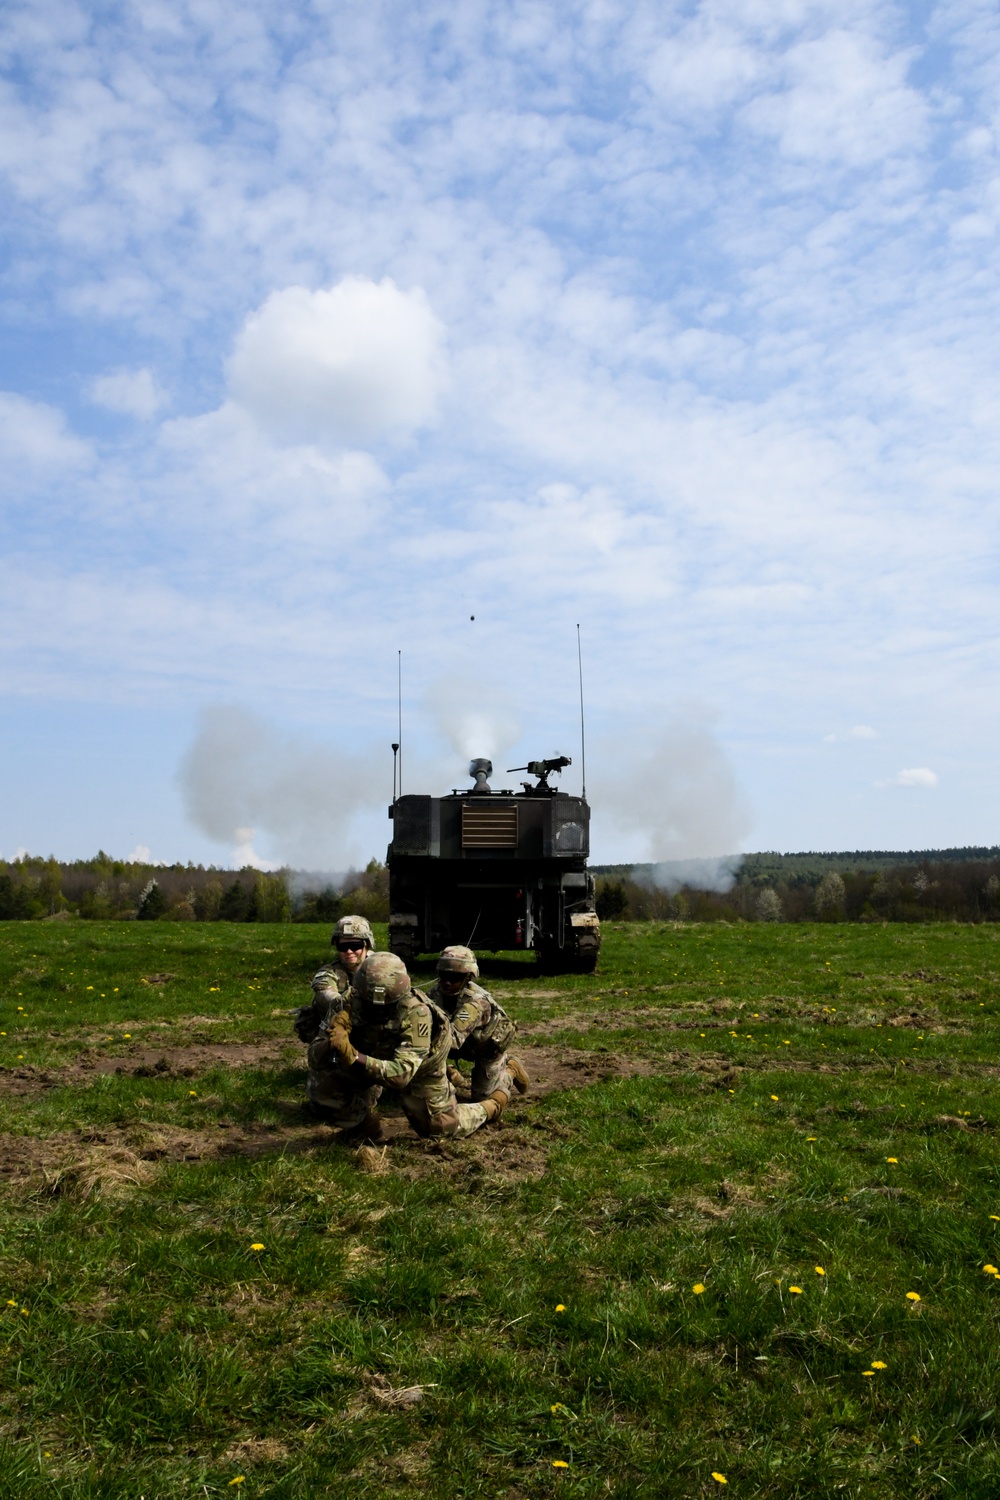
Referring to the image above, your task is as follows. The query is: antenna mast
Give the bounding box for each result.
[397,650,403,799]
[576,623,587,799]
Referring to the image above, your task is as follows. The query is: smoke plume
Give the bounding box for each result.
[424,676,521,765]
[179,705,386,870]
[596,709,751,891]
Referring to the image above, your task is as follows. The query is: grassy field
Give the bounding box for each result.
[2,919,1000,1498]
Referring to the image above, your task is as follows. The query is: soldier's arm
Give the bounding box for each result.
[356,999,432,1090]
[449,988,492,1049]
[294,966,346,1042]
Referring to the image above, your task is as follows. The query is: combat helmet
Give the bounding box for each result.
[332,914,375,949]
[436,944,479,978]
[354,952,410,1009]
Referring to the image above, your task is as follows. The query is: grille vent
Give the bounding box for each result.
[461,803,518,849]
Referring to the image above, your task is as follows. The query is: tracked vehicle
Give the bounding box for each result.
[387,756,600,973]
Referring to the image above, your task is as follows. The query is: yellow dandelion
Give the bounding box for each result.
[806,1136,817,1142]
[555,1303,566,1312]
[250,1243,265,1252]
[990,1215,1000,1221]
[814,1266,825,1275]
[783,1039,790,1045]
[912,1435,921,1444]
[886,1157,898,1164]
[870,1360,887,1369]
[983,1265,998,1275]
[124,1033,131,1039]
[862,1370,874,1377]
[229,1481,245,1489]
[712,1474,728,1485]
[692,1283,706,1294]
[20,1308,29,1317]
[552,1460,569,1468]
[188,1090,197,1097]
[771,1094,779,1101]
[551,1403,564,1413]
[789,1286,803,1295]
[906,1291,921,1302]
[5,1300,14,1307]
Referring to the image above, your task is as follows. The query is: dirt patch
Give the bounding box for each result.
[0,1119,341,1191]
[516,1044,660,1095]
[0,1040,297,1094]
[223,1438,290,1466]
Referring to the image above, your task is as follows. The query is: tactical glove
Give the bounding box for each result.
[328,1024,358,1067]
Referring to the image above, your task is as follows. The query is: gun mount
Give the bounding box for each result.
[387,755,601,974]
[506,755,571,793]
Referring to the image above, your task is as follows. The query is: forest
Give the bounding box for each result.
[2,847,1000,924]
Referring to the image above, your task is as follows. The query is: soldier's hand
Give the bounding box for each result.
[328,1023,358,1067]
[331,1008,351,1030]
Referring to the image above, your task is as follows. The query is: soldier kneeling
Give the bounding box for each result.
[429,945,530,1103]
[307,952,506,1142]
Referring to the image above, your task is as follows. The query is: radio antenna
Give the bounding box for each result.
[397,650,403,799]
[576,623,587,799]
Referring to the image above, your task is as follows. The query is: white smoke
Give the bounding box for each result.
[424,676,522,766]
[596,708,752,891]
[178,705,387,870]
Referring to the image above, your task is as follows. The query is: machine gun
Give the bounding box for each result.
[506,755,572,793]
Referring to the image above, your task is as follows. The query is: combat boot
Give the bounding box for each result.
[358,1110,385,1143]
[480,1087,511,1123]
[507,1055,530,1095]
[340,1110,385,1144]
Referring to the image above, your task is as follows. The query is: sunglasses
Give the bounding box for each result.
[337,941,366,953]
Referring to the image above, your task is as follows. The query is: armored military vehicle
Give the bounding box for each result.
[387,756,600,972]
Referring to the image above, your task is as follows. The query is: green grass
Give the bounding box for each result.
[2,919,1000,1496]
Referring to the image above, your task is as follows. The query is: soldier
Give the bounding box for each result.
[293,914,374,1044]
[428,945,530,1103]
[307,952,507,1141]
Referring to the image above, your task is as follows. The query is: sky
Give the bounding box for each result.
[2,0,1000,872]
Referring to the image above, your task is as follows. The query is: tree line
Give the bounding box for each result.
[0,853,390,924]
[594,854,1000,924]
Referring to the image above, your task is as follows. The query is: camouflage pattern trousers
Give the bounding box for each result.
[307,1057,489,1139]
[454,1040,515,1102]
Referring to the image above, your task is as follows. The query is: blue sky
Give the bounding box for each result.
[2,0,999,871]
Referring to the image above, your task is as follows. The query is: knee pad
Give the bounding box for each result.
[427,1107,461,1137]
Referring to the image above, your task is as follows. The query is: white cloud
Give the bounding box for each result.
[227,278,447,447]
[743,29,926,166]
[894,767,939,788]
[127,843,152,863]
[89,367,166,420]
[0,392,91,485]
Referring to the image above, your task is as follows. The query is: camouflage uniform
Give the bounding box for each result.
[307,959,492,1139]
[294,914,374,1046]
[429,975,518,1101]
